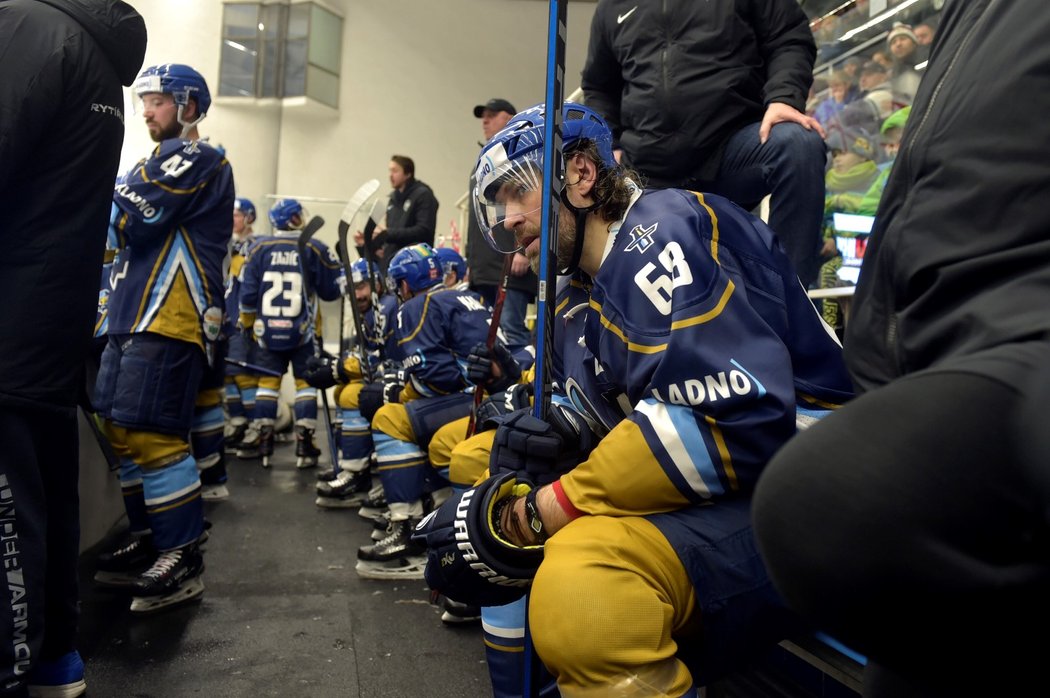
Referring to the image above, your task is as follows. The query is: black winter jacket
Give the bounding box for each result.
[846,0,1050,392]
[0,0,146,412]
[581,0,815,185]
[375,178,439,265]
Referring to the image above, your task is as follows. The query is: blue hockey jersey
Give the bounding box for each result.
[560,189,854,516]
[394,286,491,397]
[223,233,255,336]
[106,138,234,350]
[239,232,344,351]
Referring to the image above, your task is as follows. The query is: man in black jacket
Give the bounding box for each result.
[582,0,826,288]
[356,155,439,268]
[0,0,145,695]
[754,1,1050,695]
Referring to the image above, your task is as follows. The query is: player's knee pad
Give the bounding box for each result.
[123,429,191,469]
[195,386,223,408]
[449,429,496,487]
[337,381,364,410]
[372,403,416,443]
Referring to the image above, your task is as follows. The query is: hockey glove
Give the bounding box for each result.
[302,352,347,390]
[411,472,542,607]
[381,366,405,404]
[466,340,522,394]
[489,403,599,485]
[475,382,533,432]
[358,380,385,423]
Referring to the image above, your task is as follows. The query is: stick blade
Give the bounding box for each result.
[340,179,382,226]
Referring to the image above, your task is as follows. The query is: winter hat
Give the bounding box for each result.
[887,22,918,46]
[881,106,911,135]
[827,123,876,161]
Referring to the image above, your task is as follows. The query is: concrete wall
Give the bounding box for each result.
[83,0,598,549]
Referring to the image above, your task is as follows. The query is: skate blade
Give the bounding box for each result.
[314,495,366,509]
[130,576,205,614]
[235,449,260,460]
[355,557,425,580]
[93,570,140,591]
[296,458,318,469]
[357,507,388,522]
[201,485,229,502]
[441,610,481,625]
[262,456,271,468]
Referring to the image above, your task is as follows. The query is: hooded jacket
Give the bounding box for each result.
[0,0,147,411]
[581,0,815,186]
[846,0,1050,391]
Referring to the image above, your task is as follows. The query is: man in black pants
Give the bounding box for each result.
[753,2,1050,695]
[0,1,145,695]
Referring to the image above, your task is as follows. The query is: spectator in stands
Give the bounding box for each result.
[464,98,537,349]
[871,50,893,71]
[581,0,828,288]
[885,22,925,101]
[913,17,937,46]
[817,124,879,326]
[857,106,910,216]
[813,70,856,129]
[754,2,1050,695]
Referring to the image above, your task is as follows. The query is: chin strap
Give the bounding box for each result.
[176,105,206,139]
[558,187,600,276]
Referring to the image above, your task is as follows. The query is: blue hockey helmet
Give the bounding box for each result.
[434,247,467,280]
[133,63,211,118]
[234,197,256,224]
[350,258,383,288]
[387,243,442,296]
[269,198,304,231]
[473,102,616,253]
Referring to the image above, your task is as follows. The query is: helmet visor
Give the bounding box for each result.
[473,144,544,254]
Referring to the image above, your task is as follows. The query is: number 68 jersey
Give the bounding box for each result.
[561,189,855,515]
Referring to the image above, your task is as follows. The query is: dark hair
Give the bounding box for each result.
[390,155,415,178]
[567,141,642,223]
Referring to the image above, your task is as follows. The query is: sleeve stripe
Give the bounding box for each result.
[635,399,721,497]
[692,192,721,262]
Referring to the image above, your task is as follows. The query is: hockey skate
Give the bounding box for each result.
[223,419,247,454]
[235,423,262,459]
[440,597,482,626]
[259,424,275,468]
[355,518,426,580]
[356,484,388,522]
[200,483,229,502]
[295,426,321,469]
[370,511,391,541]
[94,533,156,590]
[316,465,370,498]
[129,545,205,614]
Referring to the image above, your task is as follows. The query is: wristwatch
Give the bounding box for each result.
[523,487,547,543]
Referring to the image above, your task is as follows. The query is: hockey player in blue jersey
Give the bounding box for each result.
[303,258,399,507]
[354,243,492,579]
[414,103,855,695]
[434,246,468,289]
[238,198,344,468]
[223,197,263,458]
[92,63,234,613]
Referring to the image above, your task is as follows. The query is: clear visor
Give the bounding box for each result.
[131,91,175,117]
[473,149,544,254]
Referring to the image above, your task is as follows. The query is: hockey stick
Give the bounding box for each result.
[523,2,567,696]
[295,216,340,473]
[360,197,389,364]
[222,356,282,378]
[336,179,382,381]
[465,252,514,438]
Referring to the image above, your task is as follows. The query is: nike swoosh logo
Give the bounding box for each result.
[617,6,637,24]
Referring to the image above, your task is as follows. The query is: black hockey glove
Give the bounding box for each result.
[302,352,347,390]
[381,366,405,404]
[475,383,533,432]
[411,472,541,608]
[358,380,385,423]
[489,403,598,486]
[466,340,522,393]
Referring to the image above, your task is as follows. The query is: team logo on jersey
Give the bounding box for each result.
[114,183,162,221]
[623,223,658,254]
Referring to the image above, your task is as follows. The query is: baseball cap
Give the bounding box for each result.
[473,98,517,118]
